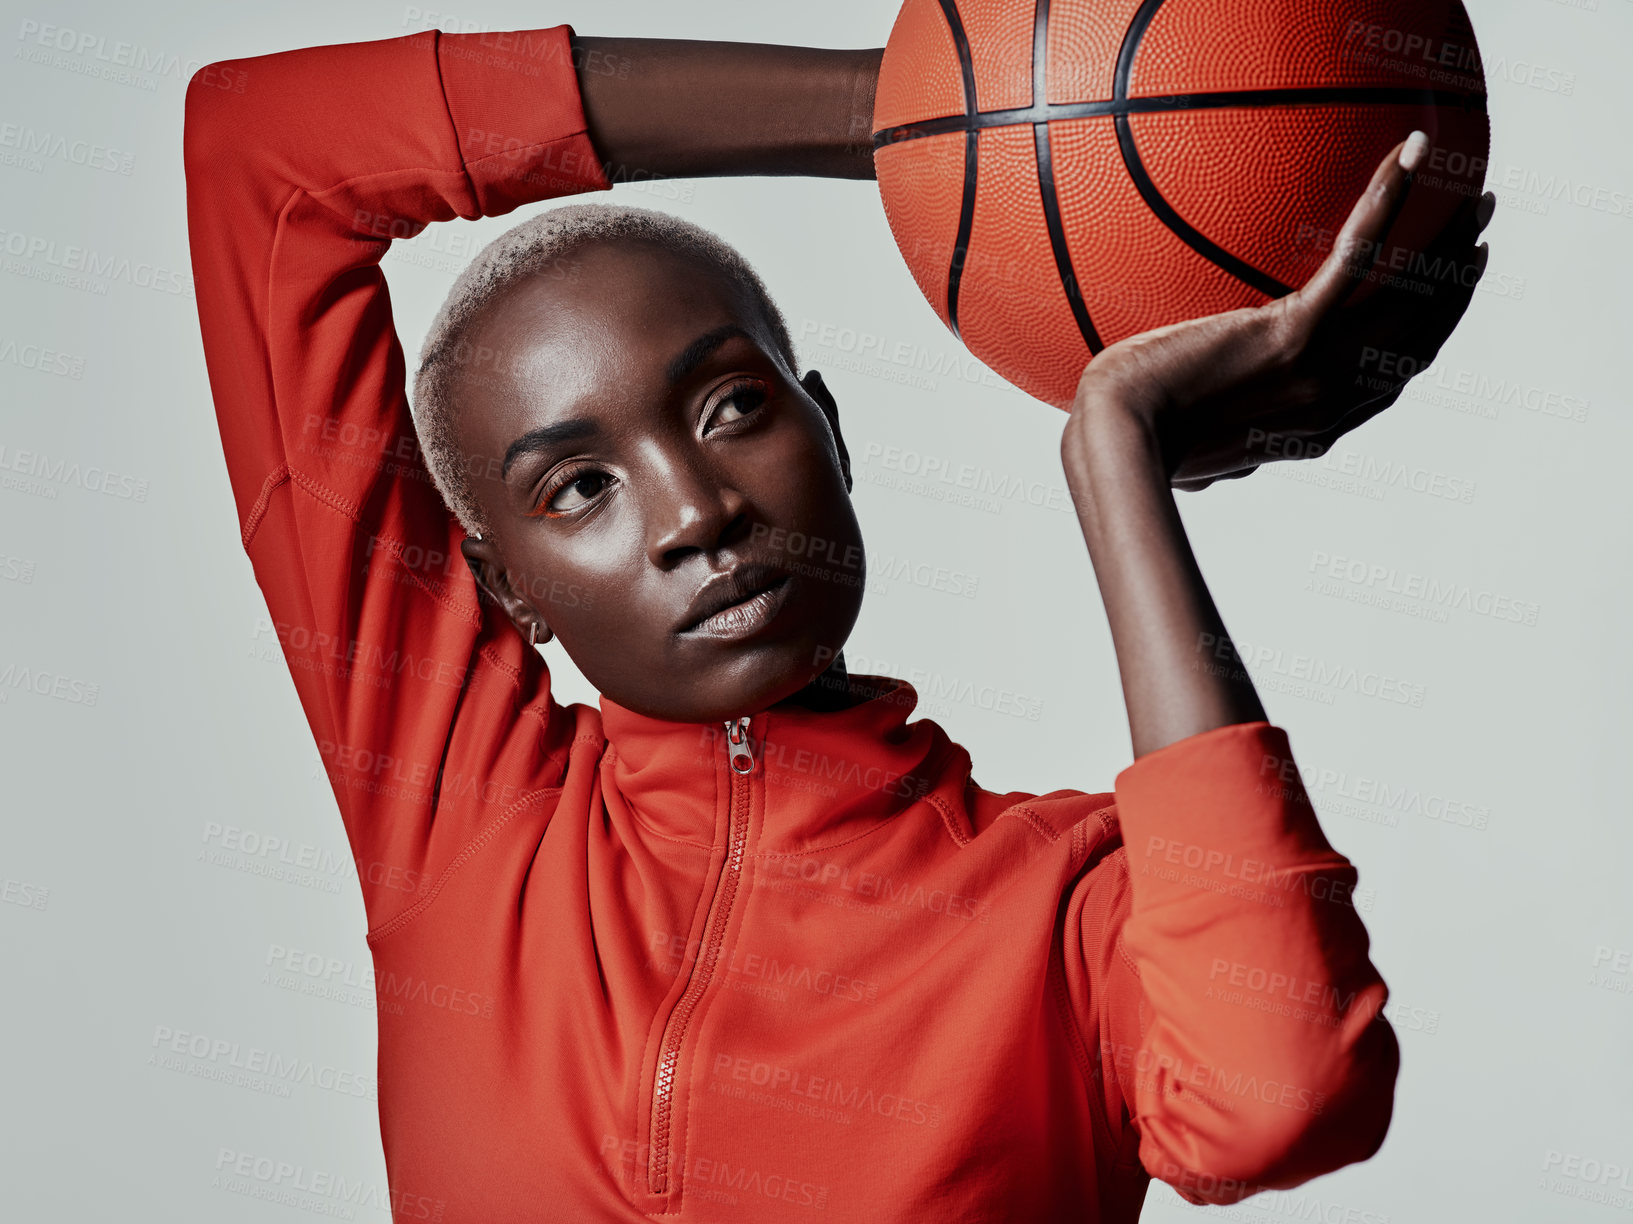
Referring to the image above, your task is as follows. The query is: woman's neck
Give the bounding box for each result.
[776,652,879,713]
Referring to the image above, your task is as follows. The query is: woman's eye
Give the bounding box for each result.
[540,469,610,515]
[713,383,767,425]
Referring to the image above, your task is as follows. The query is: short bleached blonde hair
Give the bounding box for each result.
[410,202,798,537]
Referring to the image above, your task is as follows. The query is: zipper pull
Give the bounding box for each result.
[724,716,755,775]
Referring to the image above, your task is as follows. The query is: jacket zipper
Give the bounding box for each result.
[648,715,756,1196]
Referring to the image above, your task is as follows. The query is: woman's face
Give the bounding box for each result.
[453,239,866,723]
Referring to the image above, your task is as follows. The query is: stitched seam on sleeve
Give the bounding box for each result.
[478,639,522,683]
[1056,820,1127,1164]
[258,467,480,628]
[242,41,478,551]
[430,32,607,203]
[241,464,292,549]
[748,807,917,860]
[428,29,484,209]
[929,792,970,847]
[365,785,560,945]
[1103,848,1143,985]
[1001,803,1060,844]
[1097,848,1147,1172]
[462,135,596,180]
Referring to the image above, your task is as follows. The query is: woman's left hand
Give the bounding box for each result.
[1063,131,1495,491]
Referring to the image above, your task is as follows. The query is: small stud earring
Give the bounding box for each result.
[528,622,538,647]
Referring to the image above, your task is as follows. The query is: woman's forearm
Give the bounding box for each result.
[570,37,883,180]
[1061,401,1266,758]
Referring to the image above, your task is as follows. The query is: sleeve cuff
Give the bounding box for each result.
[1113,722,1346,913]
[436,25,612,214]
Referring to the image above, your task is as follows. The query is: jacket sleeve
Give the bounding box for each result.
[182,27,610,928]
[1075,722,1400,1205]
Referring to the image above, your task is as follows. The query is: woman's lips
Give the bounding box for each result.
[679,576,792,641]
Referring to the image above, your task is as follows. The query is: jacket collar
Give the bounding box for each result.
[596,674,959,855]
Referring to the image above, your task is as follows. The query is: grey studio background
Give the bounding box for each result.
[1,0,1628,1219]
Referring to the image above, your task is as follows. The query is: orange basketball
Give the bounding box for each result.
[872,0,1491,409]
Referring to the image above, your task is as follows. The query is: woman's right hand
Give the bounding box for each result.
[1064,134,1494,491]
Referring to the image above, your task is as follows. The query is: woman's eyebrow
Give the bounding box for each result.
[501,418,599,481]
[500,325,755,481]
[666,324,754,385]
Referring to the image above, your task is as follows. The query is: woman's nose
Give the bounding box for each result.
[645,455,751,566]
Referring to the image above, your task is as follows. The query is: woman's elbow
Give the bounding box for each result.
[183,61,251,174]
[1147,1017,1402,1205]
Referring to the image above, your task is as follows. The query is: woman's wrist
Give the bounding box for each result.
[1061,387,1266,757]
[1061,390,1169,505]
[571,38,883,181]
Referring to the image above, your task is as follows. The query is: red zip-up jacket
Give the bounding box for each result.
[182,25,1399,1223]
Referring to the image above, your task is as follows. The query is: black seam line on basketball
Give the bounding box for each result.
[871,86,1487,147]
[1032,0,1102,353]
[936,0,979,339]
[1114,0,1166,102]
[1113,0,1293,298]
[1111,112,1293,298]
[1035,124,1104,353]
[1031,0,1048,109]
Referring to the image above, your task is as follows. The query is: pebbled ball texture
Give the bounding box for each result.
[873,0,1491,409]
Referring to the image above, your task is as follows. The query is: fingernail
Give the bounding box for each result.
[1399,130,1429,173]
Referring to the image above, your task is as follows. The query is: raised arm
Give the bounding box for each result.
[1061,133,1489,758]
[571,36,882,180]
[182,26,882,931]
[1061,141,1490,1199]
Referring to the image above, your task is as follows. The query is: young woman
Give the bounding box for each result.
[183,21,1489,1224]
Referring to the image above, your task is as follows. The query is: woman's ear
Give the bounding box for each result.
[800,369,852,494]
[460,535,554,646]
